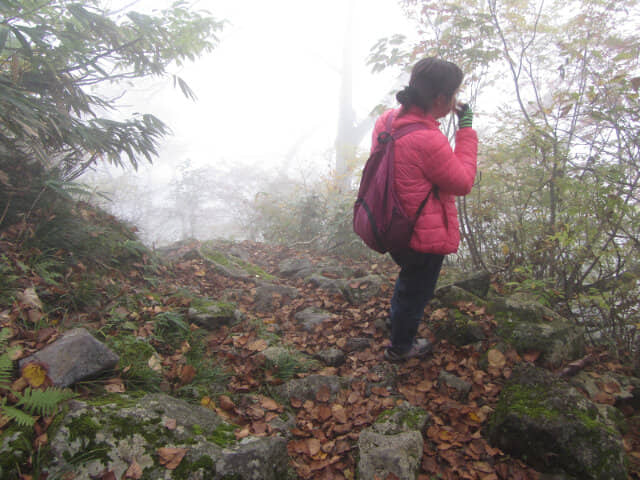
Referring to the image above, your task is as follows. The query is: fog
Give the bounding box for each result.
[82,0,416,245]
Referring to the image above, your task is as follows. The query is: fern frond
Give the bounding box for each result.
[0,352,13,388]
[15,387,76,417]
[0,328,10,349]
[1,404,36,427]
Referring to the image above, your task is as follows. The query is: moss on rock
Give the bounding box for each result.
[488,364,627,479]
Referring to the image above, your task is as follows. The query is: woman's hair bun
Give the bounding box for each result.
[396,85,417,107]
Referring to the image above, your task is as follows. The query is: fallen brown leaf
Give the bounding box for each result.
[157,447,187,470]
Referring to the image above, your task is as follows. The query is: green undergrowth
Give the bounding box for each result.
[199,241,274,281]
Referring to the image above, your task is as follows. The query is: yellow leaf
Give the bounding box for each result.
[468,411,482,422]
[148,354,163,372]
[21,362,47,388]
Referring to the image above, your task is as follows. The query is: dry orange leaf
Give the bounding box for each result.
[316,385,332,403]
[331,404,348,423]
[218,395,235,411]
[307,438,322,456]
[247,339,268,352]
[157,447,187,470]
[522,351,541,363]
[124,459,143,479]
[259,396,280,411]
[487,349,506,369]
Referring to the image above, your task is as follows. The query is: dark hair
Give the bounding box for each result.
[396,57,463,112]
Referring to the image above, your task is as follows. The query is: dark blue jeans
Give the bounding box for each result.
[389,249,444,353]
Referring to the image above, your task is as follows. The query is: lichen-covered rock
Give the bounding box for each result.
[216,436,288,480]
[358,403,428,480]
[294,307,332,332]
[254,283,299,312]
[431,307,486,346]
[487,364,627,480]
[438,370,472,401]
[278,257,313,278]
[276,375,350,402]
[490,295,584,368]
[187,301,240,330]
[46,393,288,480]
[314,348,346,367]
[452,270,491,298]
[341,275,382,305]
[18,327,118,387]
[434,284,486,308]
[305,274,345,294]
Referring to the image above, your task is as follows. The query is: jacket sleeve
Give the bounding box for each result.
[422,128,478,196]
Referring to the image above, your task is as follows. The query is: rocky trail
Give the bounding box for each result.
[2,235,639,479]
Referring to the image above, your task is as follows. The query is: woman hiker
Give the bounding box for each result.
[370,57,478,362]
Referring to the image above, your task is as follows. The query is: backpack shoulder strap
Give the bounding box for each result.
[393,122,429,140]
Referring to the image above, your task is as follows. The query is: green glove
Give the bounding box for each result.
[456,103,473,129]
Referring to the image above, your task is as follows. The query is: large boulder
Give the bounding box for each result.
[46,394,289,480]
[489,294,585,368]
[18,328,118,387]
[487,364,627,480]
[358,403,429,480]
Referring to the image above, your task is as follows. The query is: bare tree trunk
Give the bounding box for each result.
[335,0,356,192]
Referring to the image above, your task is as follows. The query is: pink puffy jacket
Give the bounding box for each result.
[371,106,478,255]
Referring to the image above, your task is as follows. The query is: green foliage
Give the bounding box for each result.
[263,349,317,382]
[248,174,373,258]
[0,254,18,304]
[371,0,640,301]
[107,335,161,391]
[153,311,190,346]
[14,387,75,419]
[0,0,224,178]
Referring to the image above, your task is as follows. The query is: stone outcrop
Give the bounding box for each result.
[46,394,288,480]
[358,403,429,480]
[487,364,627,480]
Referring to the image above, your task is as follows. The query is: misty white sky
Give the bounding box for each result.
[98,0,414,182]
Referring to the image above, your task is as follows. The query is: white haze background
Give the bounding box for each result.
[93,0,413,183]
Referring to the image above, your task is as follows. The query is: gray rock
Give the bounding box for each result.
[278,257,313,278]
[259,346,291,364]
[294,307,332,332]
[276,374,349,402]
[314,348,346,367]
[434,284,486,308]
[491,294,585,368]
[345,337,371,352]
[46,394,288,480]
[487,364,627,480]
[229,245,251,263]
[254,283,299,312]
[18,328,118,387]
[187,302,239,330]
[453,270,491,298]
[372,403,430,435]
[305,274,345,294]
[341,275,383,305]
[216,436,288,480]
[358,430,423,480]
[431,308,486,346]
[438,370,472,401]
